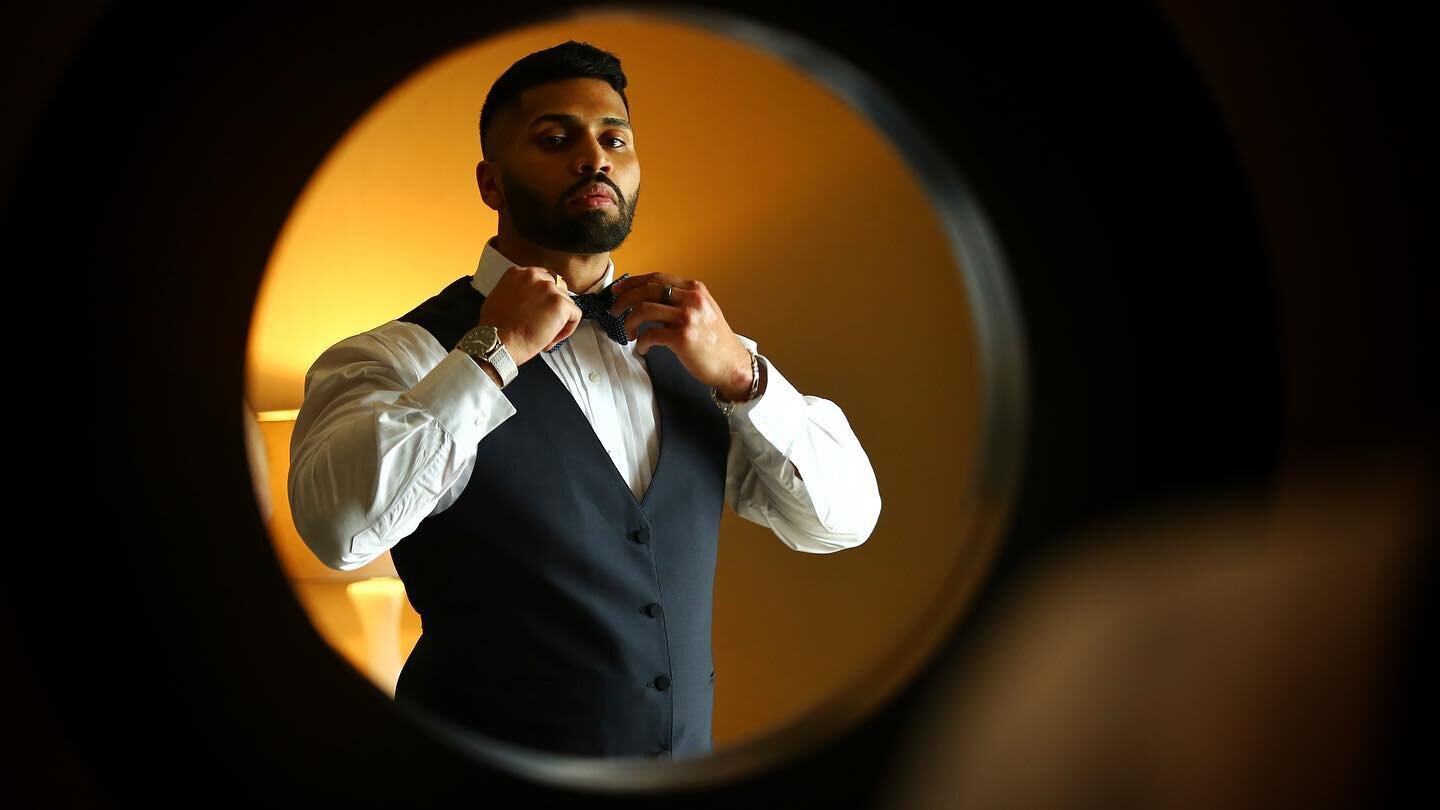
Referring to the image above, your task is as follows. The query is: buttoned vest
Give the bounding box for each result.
[389,276,729,759]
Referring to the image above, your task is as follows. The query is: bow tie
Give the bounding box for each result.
[544,272,632,353]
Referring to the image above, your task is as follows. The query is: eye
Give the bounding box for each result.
[538,134,627,149]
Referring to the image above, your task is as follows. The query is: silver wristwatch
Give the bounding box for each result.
[456,324,518,388]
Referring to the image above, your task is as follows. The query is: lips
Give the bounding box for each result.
[572,183,616,203]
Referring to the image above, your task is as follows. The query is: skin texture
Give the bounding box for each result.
[471,77,757,402]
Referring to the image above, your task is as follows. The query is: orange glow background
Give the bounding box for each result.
[244,11,981,750]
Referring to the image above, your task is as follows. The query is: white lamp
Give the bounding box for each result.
[344,577,408,696]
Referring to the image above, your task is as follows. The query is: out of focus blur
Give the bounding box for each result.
[882,449,1434,808]
[3,1,1433,806]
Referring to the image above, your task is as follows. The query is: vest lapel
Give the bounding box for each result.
[413,279,677,515]
[523,339,676,515]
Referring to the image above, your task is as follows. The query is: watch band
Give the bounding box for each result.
[456,325,518,388]
[483,342,518,388]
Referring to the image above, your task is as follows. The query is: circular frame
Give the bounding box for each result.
[5,1,1282,804]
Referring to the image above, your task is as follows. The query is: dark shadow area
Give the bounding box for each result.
[3,0,1432,806]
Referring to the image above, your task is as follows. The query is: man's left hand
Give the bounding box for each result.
[607,272,754,401]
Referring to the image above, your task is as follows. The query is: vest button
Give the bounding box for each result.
[653,675,671,691]
[643,602,663,617]
[629,528,650,544]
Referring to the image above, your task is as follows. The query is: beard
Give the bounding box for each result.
[500,167,639,254]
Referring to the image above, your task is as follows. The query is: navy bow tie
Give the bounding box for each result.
[545,272,632,353]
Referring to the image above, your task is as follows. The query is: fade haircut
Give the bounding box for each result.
[479,40,630,160]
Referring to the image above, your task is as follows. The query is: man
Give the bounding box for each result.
[287,40,881,760]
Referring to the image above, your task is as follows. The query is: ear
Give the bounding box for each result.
[476,160,503,211]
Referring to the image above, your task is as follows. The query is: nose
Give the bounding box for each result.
[574,138,613,178]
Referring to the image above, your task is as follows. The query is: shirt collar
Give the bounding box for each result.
[471,236,615,297]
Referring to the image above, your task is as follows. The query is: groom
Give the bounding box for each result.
[289,40,880,759]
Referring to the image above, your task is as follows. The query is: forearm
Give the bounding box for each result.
[289,387,476,570]
[725,354,879,551]
[289,330,516,569]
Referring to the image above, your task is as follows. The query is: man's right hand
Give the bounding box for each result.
[475,265,582,367]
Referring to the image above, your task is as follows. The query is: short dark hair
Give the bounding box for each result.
[479,40,630,159]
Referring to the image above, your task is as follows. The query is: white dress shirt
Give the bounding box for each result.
[288,237,881,571]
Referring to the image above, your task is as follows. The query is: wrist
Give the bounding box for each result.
[715,348,762,404]
[469,354,504,388]
[457,323,519,388]
[717,368,753,403]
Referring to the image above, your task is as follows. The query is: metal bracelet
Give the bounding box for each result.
[743,348,761,400]
[712,348,760,414]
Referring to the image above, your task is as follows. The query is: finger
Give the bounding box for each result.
[545,296,583,352]
[610,271,695,297]
[634,324,678,356]
[622,301,684,341]
[550,320,579,350]
[635,272,694,290]
[608,272,653,295]
[553,287,582,320]
[559,306,581,342]
[611,281,688,315]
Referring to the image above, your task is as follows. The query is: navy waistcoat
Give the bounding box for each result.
[389,276,730,759]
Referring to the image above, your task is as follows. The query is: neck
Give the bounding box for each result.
[493,226,610,293]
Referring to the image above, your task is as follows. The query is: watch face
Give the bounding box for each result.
[472,325,499,353]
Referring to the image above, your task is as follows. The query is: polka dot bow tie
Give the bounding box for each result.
[545,272,633,353]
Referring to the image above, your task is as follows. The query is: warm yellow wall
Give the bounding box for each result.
[246,12,982,752]
[252,418,414,694]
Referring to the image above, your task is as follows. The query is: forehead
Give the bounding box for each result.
[511,78,629,131]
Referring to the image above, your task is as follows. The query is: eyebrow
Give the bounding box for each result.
[526,113,632,132]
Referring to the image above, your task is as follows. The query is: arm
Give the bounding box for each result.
[287,321,517,571]
[723,335,882,553]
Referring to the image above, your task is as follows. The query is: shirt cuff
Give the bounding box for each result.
[404,348,517,447]
[728,354,805,455]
